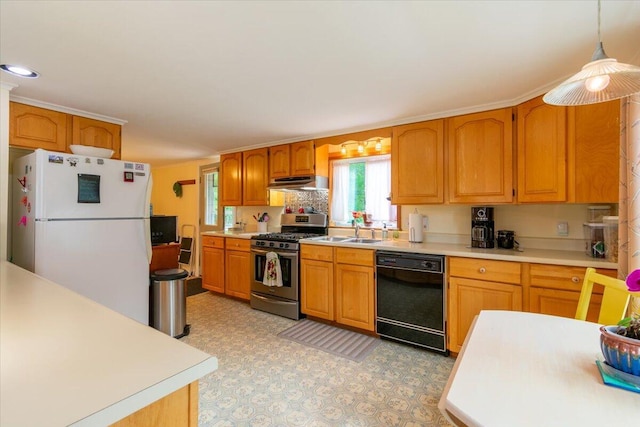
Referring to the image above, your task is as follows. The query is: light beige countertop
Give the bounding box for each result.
[201,230,617,269]
[301,238,618,269]
[0,261,218,427]
[201,230,260,239]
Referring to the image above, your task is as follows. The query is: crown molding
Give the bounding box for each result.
[9,95,128,125]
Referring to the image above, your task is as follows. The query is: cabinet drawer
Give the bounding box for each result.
[301,244,334,262]
[202,236,225,248]
[225,238,250,252]
[449,257,521,284]
[529,264,614,293]
[335,247,374,267]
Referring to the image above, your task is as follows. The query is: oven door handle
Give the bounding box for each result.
[251,248,298,260]
[251,292,296,305]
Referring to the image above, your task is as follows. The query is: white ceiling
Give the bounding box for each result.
[1,1,639,166]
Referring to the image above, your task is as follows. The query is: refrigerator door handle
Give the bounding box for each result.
[144,174,153,264]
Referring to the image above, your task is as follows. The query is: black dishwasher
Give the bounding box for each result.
[376,251,448,355]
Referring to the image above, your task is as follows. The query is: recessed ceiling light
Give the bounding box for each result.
[0,64,39,78]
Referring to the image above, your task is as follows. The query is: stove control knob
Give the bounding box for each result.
[284,243,290,249]
[269,242,275,247]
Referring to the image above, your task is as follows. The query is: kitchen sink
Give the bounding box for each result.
[309,236,382,244]
[310,236,355,242]
[346,238,382,244]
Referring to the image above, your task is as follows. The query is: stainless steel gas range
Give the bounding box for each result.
[250,213,328,320]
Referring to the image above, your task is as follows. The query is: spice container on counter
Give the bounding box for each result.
[603,216,619,262]
[583,222,606,258]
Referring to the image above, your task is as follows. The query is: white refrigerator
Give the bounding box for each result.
[11,149,153,325]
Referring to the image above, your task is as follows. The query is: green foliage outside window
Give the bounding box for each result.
[349,162,365,213]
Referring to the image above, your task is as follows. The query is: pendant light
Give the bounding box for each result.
[543,0,640,106]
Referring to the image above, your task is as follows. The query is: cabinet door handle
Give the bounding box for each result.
[571,276,580,283]
[479,267,486,274]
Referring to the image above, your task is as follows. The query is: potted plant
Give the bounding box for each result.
[600,272,640,376]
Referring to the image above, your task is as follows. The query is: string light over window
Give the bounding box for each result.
[340,138,383,155]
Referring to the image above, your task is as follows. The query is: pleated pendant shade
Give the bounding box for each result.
[543,43,640,105]
[543,0,640,106]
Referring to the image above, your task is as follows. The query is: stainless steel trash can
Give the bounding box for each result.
[150,268,190,338]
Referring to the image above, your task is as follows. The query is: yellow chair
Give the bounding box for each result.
[575,267,632,325]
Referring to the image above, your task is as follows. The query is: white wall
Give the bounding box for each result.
[0,82,17,261]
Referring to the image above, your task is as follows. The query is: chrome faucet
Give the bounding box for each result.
[355,223,361,238]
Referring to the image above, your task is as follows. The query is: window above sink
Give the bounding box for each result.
[330,154,397,229]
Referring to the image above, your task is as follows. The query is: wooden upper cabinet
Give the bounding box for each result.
[9,102,69,152]
[72,116,121,159]
[269,144,290,179]
[290,140,315,176]
[391,120,444,204]
[9,102,122,159]
[568,99,620,203]
[220,152,243,206]
[517,96,567,202]
[242,147,270,206]
[447,108,513,204]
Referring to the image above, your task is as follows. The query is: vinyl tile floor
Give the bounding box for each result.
[182,292,455,427]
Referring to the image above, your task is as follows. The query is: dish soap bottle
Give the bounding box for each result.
[382,223,388,240]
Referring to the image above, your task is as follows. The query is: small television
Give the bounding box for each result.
[150,215,177,245]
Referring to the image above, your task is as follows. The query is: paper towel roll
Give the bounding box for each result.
[409,213,423,242]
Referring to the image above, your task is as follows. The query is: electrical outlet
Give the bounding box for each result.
[423,216,429,231]
[557,221,569,236]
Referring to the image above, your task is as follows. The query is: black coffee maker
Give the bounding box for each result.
[471,207,494,248]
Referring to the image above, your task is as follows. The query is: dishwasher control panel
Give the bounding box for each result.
[376,252,444,273]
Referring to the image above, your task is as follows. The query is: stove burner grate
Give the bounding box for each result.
[254,232,324,243]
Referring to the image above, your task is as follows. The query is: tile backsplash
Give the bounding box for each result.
[284,191,329,214]
[235,191,329,232]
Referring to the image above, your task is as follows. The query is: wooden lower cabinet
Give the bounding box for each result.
[335,263,375,331]
[447,258,618,353]
[334,247,375,331]
[110,381,198,427]
[448,276,522,353]
[225,238,251,300]
[529,287,602,321]
[201,236,225,293]
[300,245,374,331]
[202,246,225,293]
[525,263,615,322]
[301,258,334,320]
[448,257,522,353]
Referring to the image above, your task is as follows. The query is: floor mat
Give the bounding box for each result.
[186,277,207,297]
[277,319,379,362]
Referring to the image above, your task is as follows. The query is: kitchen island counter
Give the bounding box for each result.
[301,238,617,269]
[0,261,218,426]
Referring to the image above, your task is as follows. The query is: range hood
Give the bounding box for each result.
[267,175,329,191]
